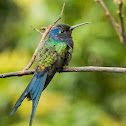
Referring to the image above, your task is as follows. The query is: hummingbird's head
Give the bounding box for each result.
[49,24,72,41]
[49,22,90,41]
[49,22,90,47]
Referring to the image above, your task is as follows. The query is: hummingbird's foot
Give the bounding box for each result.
[58,67,63,73]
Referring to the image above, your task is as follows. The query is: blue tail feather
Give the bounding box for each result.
[30,78,40,95]
[29,72,48,126]
[9,85,29,116]
[31,79,41,99]
[27,76,37,92]
[9,70,48,126]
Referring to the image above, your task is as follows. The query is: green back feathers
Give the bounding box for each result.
[35,38,67,69]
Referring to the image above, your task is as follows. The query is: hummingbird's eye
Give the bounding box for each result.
[59,30,66,34]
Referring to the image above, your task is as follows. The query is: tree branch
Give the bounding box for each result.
[1,66,126,78]
[54,3,65,24]
[94,0,126,45]
[29,25,43,35]
[23,3,65,71]
[118,0,126,43]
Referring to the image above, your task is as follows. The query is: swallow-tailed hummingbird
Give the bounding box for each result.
[9,22,90,126]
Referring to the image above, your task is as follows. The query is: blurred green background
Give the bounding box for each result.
[0,0,126,126]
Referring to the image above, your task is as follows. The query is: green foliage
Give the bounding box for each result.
[0,0,126,126]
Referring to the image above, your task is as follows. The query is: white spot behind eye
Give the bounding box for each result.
[59,30,66,34]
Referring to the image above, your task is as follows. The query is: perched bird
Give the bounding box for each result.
[9,22,89,126]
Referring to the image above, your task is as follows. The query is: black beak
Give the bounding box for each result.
[70,22,91,30]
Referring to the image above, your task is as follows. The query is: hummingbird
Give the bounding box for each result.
[9,22,90,126]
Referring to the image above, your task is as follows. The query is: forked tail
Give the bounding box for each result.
[9,69,48,126]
